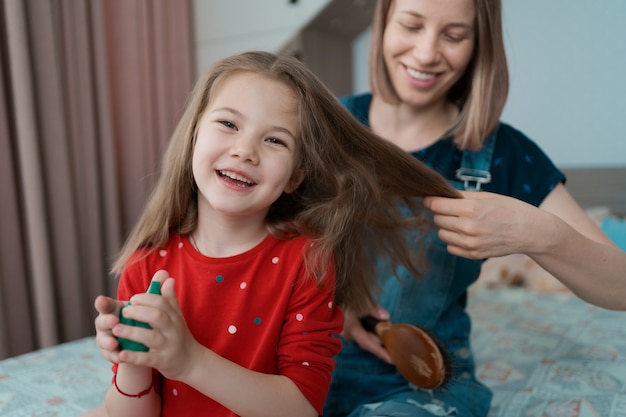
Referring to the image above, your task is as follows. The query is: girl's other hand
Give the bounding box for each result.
[94,295,126,363]
[112,274,201,382]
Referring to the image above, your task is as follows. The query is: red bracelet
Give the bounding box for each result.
[113,373,153,398]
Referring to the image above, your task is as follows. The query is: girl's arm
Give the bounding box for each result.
[176,346,318,417]
[115,276,333,417]
[104,363,160,417]
[90,295,160,417]
[424,184,626,310]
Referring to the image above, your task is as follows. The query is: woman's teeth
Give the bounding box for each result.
[407,68,435,81]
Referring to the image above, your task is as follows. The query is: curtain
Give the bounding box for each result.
[0,0,194,359]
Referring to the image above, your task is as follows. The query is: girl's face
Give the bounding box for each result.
[192,72,302,223]
[383,0,476,109]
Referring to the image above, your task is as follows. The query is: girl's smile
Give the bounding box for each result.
[216,169,257,189]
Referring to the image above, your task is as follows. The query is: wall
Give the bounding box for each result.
[192,0,330,76]
[352,0,626,168]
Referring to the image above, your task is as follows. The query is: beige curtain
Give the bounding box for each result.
[0,0,194,359]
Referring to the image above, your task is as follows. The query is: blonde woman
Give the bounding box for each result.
[323,1,626,416]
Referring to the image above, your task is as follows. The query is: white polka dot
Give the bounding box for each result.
[178,242,183,249]
[240,282,247,289]
[272,256,279,264]
[172,388,179,396]
[302,362,310,366]
[159,250,167,257]
[328,301,333,309]
[228,325,237,334]
[296,313,304,321]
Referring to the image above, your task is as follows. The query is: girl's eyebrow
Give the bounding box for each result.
[209,106,241,116]
[209,106,297,139]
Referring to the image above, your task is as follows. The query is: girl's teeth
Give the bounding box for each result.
[220,170,253,184]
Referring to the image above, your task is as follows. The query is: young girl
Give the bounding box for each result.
[84,51,460,417]
[324,1,626,416]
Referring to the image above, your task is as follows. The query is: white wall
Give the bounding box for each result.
[352,1,626,168]
[193,0,330,76]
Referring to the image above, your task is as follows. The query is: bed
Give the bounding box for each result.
[0,285,624,417]
[470,287,626,417]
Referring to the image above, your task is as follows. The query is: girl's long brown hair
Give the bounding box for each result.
[112,51,460,314]
[370,0,509,150]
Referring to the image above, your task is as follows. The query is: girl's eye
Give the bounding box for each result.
[219,120,237,130]
[265,137,287,147]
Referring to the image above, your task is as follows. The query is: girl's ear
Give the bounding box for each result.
[284,169,305,194]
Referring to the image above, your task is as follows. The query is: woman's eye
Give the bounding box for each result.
[400,22,420,31]
[445,34,465,43]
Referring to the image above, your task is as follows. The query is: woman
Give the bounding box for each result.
[323,1,626,416]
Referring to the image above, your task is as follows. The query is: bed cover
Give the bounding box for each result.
[0,288,625,417]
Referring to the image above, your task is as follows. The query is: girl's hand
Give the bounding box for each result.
[111,272,200,382]
[424,191,539,259]
[94,295,126,363]
[341,307,393,364]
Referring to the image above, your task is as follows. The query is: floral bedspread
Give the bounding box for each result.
[0,288,625,416]
[469,288,626,417]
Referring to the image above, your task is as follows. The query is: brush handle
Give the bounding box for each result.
[360,315,381,333]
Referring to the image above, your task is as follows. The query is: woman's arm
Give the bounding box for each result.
[424,184,626,310]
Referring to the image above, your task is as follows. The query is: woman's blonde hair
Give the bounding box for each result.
[370,0,509,150]
[112,51,460,314]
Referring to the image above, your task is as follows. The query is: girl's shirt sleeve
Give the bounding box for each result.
[277,262,343,415]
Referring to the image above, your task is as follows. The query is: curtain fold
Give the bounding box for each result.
[0,0,194,359]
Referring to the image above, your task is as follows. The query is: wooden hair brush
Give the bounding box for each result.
[360,316,452,389]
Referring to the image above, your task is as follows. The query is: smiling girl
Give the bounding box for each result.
[84,51,460,417]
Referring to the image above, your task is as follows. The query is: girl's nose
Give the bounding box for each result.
[229,135,259,164]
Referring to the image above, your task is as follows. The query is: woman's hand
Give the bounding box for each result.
[425,186,626,310]
[424,191,539,259]
[341,307,393,364]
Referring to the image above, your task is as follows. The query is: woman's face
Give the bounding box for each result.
[383,0,476,109]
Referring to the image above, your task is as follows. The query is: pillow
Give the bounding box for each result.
[602,216,626,251]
